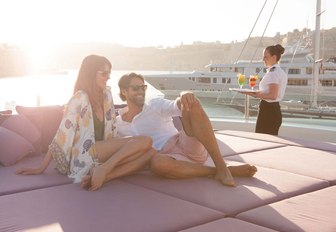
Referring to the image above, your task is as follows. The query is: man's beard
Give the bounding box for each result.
[129,93,145,107]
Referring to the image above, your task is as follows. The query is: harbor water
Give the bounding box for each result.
[0,70,244,118]
[0,70,335,140]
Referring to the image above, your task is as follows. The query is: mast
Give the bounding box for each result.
[312,0,322,108]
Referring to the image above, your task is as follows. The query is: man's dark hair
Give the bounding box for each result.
[118,72,145,101]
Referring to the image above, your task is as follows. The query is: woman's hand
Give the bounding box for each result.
[16,150,53,175]
[16,166,45,175]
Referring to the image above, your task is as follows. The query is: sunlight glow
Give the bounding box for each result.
[0,0,335,48]
[23,41,59,73]
[23,222,64,232]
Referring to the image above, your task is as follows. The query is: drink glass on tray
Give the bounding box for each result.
[249,75,258,90]
[237,73,246,89]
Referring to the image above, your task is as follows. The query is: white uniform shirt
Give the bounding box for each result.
[117,98,182,150]
[259,64,288,102]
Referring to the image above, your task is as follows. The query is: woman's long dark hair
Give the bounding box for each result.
[74,55,112,111]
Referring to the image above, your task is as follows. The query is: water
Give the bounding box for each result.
[0,70,335,132]
[0,70,165,110]
[0,70,243,117]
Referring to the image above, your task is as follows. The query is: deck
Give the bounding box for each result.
[1,129,336,232]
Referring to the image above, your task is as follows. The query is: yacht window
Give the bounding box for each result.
[263,68,267,73]
[288,68,301,74]
[213,78,217,83]
[287,79,308,86]
[306,67,313,74]
[222,78,226,83]
[198,77,211,83]
[227,78,231,84]
[236,68,244,74]
[320,80,333,86]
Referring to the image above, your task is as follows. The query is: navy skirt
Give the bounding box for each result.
[255,100,282,135]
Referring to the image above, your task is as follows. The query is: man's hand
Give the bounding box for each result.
[179,91,197,111]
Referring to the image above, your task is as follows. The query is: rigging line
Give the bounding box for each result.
[290,35,304,65]
[250,0,279,64]
[234,0,268,64]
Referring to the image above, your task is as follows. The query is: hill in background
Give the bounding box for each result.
[1,27,335,76]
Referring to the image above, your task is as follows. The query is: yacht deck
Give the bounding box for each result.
[1,129,336,232]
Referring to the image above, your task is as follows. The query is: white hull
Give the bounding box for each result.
[144,51,336,105]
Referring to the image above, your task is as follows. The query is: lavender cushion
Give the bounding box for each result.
[122,161,329,216]
[0,113,12,125]
[180,218,277,232]
[216,130,336,152]
[0,127,35,166]
[0,154,71,196]
[16,105,64,153]
[0,181,224,232]
[237,186,336,232]
[1,114,41,154]
[228,146,336,184]
[0,110,12,114]
[215,133,285,157]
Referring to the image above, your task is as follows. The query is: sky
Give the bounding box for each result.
[0,0,335,48]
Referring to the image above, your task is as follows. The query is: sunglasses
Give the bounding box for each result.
[129,85,148,91]
[97,70,111,78]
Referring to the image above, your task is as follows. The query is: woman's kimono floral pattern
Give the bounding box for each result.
[49,88,116,182]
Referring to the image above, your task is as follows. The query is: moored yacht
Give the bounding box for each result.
[144,46,336,105]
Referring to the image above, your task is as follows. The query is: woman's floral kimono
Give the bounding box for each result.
[49,88,117,183]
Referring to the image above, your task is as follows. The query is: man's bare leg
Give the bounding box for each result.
[103,148,156,181]
[180,100,236,186]
[150,155,257,179]
[86,136,152,190]
[82,148,156,189]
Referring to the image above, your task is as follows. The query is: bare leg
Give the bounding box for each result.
[82,148,156,189]
[103,148,156,181]
[87,136,152,191]
[228,164,257,177]
[150,154,257,179]
[180,100,236,186]
[150,155,214,179]
[16,150,53,175]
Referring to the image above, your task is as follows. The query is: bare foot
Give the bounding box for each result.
[228,164,257,177]
[214,168,236,187]
[81,175,91,190]
[81,165,108,191]
[89,166,108,191]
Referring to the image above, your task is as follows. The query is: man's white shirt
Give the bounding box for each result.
[116,98,182,150]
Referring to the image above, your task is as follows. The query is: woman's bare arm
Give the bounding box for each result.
[16,151,53,175]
